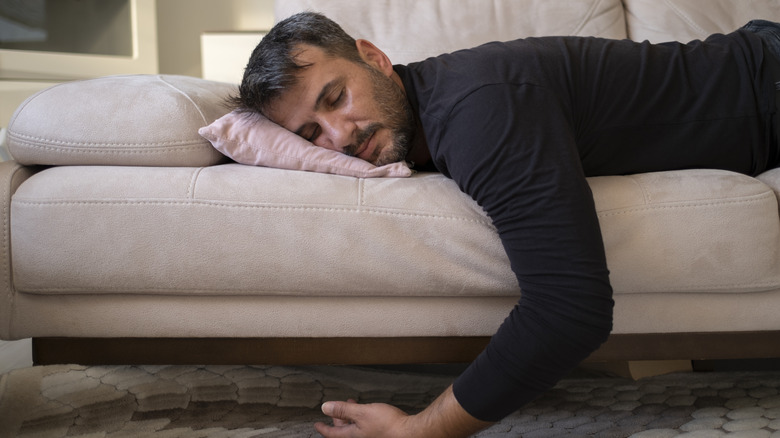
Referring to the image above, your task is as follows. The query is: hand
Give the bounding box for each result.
[314,399,413,438]
[314,385,493,438]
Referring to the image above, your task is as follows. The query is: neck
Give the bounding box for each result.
[391,70,431,168]
[406,117,431,168]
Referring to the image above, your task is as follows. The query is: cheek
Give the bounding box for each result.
[376,128,394,148]
[348,88,378,120]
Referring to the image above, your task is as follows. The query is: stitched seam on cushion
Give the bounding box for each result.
[187,168,204,199]
[597,191,774,217]
[620,282,780,293]
[157,75,209,125]
[620,280,780,293]
[570,0,600,35]
[15,194,772,224]
[8,132,205,149]
[17,280,780,295]
[12,199,493,225]
[625,175,652,205]
[12,144,206,155]
[664,0,707,36]
[16,286,521,295]
[0,165,14,334]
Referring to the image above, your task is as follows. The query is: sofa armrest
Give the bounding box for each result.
[7,75,235,167]
[0,161,37,339]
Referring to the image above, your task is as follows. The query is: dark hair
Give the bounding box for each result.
[227,12,362,114]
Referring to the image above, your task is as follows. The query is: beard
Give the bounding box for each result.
[358,65,417,166]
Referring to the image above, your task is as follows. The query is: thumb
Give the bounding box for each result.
[322,401,359,421]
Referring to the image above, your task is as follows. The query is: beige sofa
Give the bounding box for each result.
[3,0,780,367]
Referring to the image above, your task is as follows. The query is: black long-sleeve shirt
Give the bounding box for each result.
[395,29,776,421]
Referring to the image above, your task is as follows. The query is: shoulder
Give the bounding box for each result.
[431,83,573,181]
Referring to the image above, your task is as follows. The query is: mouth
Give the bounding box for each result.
[356,129,377,162]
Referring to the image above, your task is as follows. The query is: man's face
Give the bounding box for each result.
[265,44,416,166]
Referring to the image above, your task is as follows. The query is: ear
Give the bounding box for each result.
[355,39,394,76]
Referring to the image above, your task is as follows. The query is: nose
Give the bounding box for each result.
[312,112,355,154]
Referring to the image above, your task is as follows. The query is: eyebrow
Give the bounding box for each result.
[315,79,341,111]
[294,78,342,137]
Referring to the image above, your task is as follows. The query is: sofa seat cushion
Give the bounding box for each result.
[593,169,780,293]
[11,165,518,297]
[6,75,235,167]
[11,165,780,297]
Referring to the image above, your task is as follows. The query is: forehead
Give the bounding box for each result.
[265,45,342,127]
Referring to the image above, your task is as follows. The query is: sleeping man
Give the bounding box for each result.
[230,12,780,438]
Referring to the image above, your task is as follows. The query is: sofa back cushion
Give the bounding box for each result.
[7,75,235,167]
[624,0,780,43]
[275,0,627,65]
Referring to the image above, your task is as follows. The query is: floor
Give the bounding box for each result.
[0,339,33,374]
[4,361,780,437]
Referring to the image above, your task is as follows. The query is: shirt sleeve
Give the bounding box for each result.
[435,83,615,422]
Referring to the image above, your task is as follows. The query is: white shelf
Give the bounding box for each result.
[0,80,62,129]
[201,31,266,84]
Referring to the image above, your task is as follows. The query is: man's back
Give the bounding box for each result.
[399,29,774,178]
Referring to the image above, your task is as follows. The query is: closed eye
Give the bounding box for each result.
[305,125,321,142]
[330,89,344,108]
[295,122,320,143]
[296,78,346,143]
[305,89,343,141]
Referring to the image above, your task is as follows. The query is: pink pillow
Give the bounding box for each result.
[199,110,412,178]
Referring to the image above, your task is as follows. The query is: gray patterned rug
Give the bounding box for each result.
[1,364,780,437]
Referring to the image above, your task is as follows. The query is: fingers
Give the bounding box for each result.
[317,400,361,437]
[314,420,354,438]
[317,400,408,438]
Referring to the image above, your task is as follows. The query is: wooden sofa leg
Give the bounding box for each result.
[579,360,693,379]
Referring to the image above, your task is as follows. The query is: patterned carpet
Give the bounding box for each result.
[1,364,780,437]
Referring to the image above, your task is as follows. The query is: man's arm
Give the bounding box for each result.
[314,385,493,438]
[436,83,613,421]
